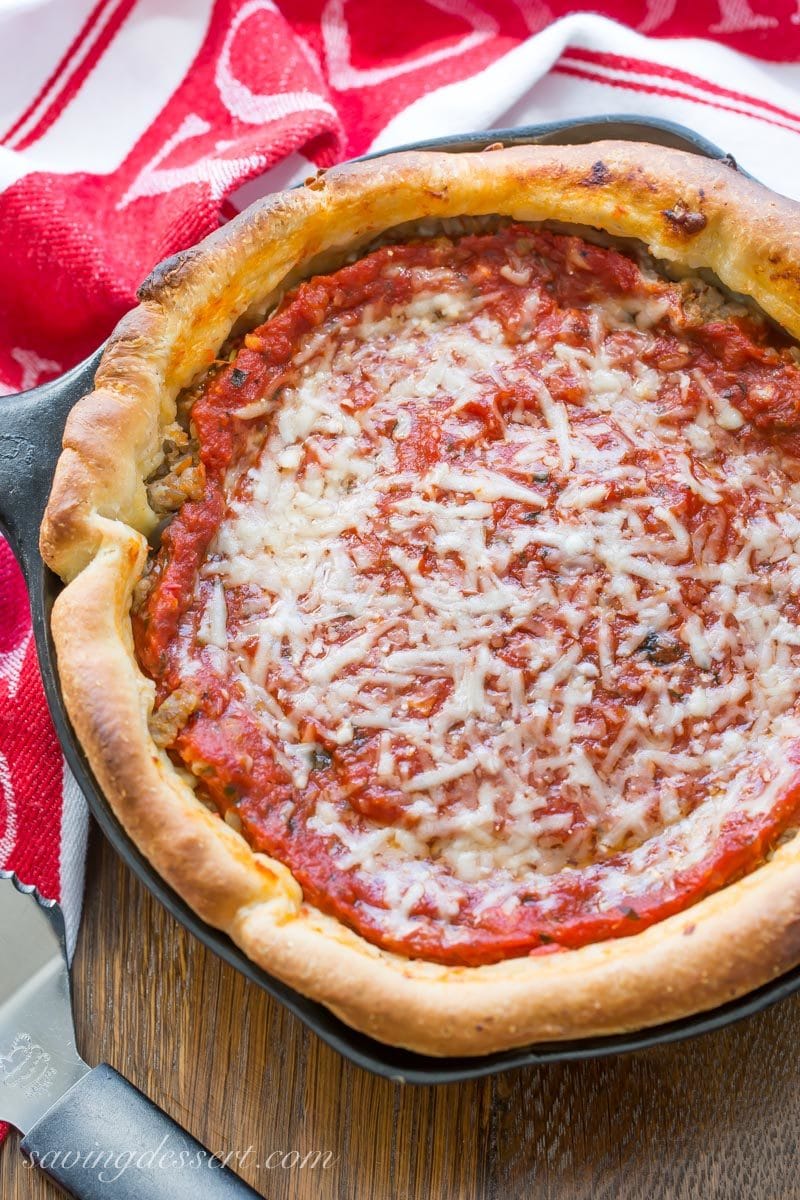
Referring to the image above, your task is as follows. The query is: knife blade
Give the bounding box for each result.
[0,869,262,1199]
[0,872,90,1135]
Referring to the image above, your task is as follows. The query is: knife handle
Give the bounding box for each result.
[19,1063,263,1199]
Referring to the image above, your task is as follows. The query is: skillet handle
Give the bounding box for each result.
[0,351,102,577]
[20,1063,263,1199]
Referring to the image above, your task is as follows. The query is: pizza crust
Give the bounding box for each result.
[40,141,800,1055]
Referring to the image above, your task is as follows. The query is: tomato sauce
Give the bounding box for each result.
[134,227,800,966]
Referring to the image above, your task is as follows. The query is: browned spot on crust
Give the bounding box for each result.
[770,269,800,286]
[663,201,708,235]
[304,171,327,191]
[137,250,197,302]
[483,142,504,153]
[580,160,612,188]
[627,166,658,194]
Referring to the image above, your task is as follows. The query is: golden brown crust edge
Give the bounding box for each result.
[39,142,800,1055]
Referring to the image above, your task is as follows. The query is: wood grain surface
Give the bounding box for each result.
[2,827,799,1200]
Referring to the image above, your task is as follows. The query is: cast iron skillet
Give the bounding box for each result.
[3,114,798,1085]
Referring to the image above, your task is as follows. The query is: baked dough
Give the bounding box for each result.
[40,142,800,1055]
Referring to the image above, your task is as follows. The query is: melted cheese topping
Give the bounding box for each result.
[154,229,800,960]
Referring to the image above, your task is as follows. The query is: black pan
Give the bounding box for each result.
[2,113,796,1085]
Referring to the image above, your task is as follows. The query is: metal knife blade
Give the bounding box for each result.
[0,869,261,1197]
[0,870,90,1134]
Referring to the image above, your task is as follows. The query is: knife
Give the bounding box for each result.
[0,869,262,1198]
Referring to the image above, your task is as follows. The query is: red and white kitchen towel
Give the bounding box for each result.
[3,0,800,957]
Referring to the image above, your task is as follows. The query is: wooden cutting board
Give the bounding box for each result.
[1,829,796,1199]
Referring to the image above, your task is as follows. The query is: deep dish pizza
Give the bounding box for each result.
[41,142,800,1054]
